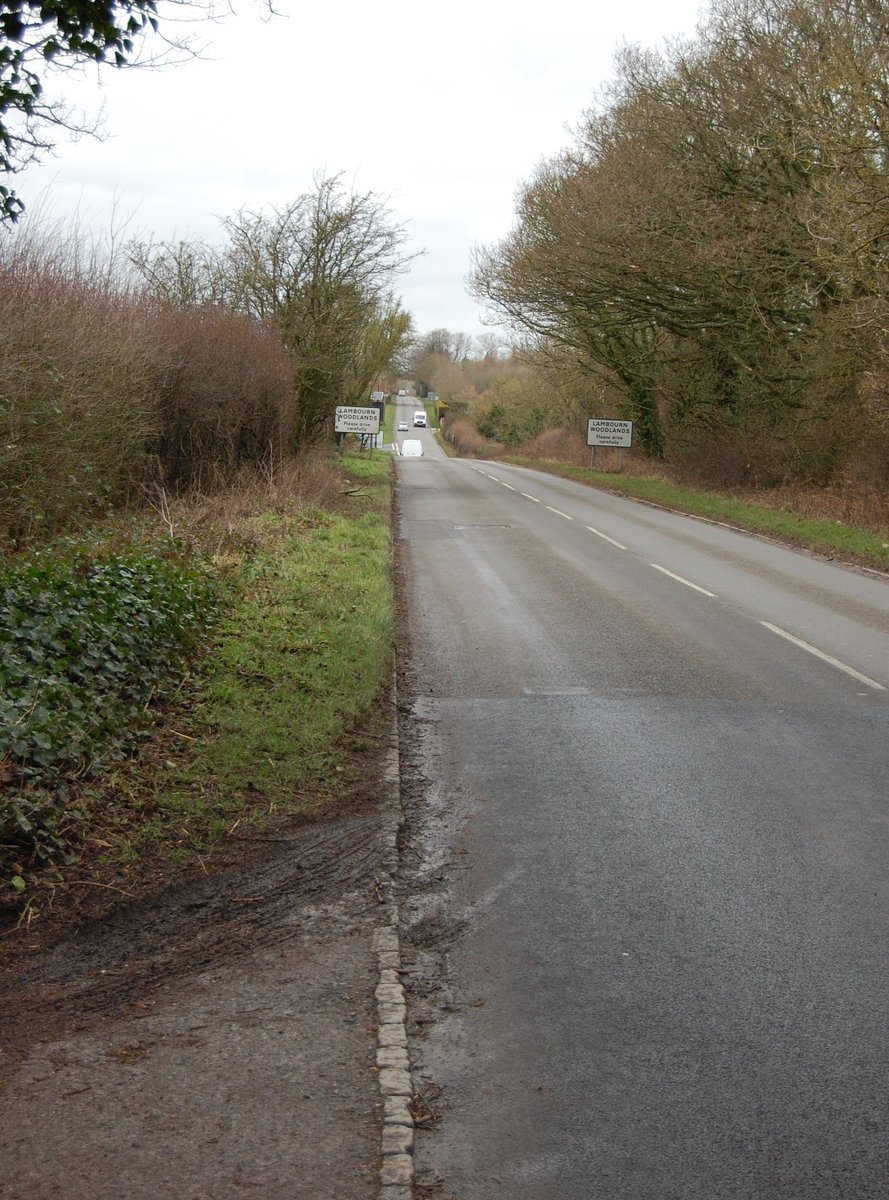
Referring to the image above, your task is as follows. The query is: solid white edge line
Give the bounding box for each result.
[650,563,717,597]
[586,526,627,550]
[546,506,574,520]
[760,622,886,690]
[520,492,541,502]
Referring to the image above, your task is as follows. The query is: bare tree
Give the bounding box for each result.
[471,0,889,479]
[128,236,228,307]
[221,175,418,443]
[0,0,269,221]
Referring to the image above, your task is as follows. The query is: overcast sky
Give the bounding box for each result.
[15,0,705,341]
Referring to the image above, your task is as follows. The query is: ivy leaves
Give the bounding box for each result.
[0,552,217,783]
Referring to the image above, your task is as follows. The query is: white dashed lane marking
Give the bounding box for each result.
[650,563,717,597]
[587,526,627,550]
[761,622,886,690]
[470,467,885,693]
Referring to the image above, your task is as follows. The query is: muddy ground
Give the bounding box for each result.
[0,770,396,1199]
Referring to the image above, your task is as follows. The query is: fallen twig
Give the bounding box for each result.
[58,880,136,897]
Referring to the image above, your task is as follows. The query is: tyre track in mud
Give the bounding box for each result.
[0,810,386,1045]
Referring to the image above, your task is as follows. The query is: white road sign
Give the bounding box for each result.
[335,406,381,434]
[587,419,633,448]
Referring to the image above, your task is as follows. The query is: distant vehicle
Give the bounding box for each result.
[413,410,428,427]
[400,439,424,457]
[398,389,406,396]
[396,421,409,431]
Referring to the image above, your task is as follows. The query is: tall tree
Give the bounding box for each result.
[222,175,417,443]
[471,0,889,480]
[0,0,277,221]
[0,0,169,219]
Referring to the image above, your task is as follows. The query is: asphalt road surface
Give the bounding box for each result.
[396,444,889,1199]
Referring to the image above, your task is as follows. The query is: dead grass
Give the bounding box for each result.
[746,482,889,535]
[90,450,359,564]
[498,428,889,540]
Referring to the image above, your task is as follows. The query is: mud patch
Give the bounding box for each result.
[0,810,388,1048]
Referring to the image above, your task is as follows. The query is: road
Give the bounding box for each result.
[394,429,889,1199]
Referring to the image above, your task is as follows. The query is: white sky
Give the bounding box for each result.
[14,0,705,341]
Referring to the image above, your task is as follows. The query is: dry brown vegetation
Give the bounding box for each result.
[468,0,889,499]
[442,417,503,458]
[0,231,298,545]
[1,180,414,548]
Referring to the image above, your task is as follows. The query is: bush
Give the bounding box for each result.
[0,553,218,787]
[443,418,502,457]
[0,251,161,542]
[0,221,299,545]
[147,308,295,490]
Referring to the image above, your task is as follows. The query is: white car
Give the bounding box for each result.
[396,421,409,431]
[400,439,424,457]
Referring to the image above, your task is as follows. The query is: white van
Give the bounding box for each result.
[400,439,424,457]
[413,410,428,427]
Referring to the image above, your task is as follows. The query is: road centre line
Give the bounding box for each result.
[469,467,883,692]
[586,526,627,550]
[760,622,886,690]
[650,564,717,597]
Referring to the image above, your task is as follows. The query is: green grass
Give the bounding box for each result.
[502,456,889,571]
[1,453,396,912]
[192,505,392,799]
[154,453,394,820]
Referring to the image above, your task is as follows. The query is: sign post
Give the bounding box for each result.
[586,419,633,471]
[335,405,381,454]
[335,406,381,435]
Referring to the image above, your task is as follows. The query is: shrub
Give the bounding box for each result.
[0,253,160,542]
[444,418,502,457]
[147,308,295,490]
[0,221,299,545]
[1,551,219,871]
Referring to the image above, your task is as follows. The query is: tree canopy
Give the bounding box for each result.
[471,0,889,484]
[0,0,161,219]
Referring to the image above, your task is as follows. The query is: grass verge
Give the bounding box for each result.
[502,456,889,572]
[1,450,395,934]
